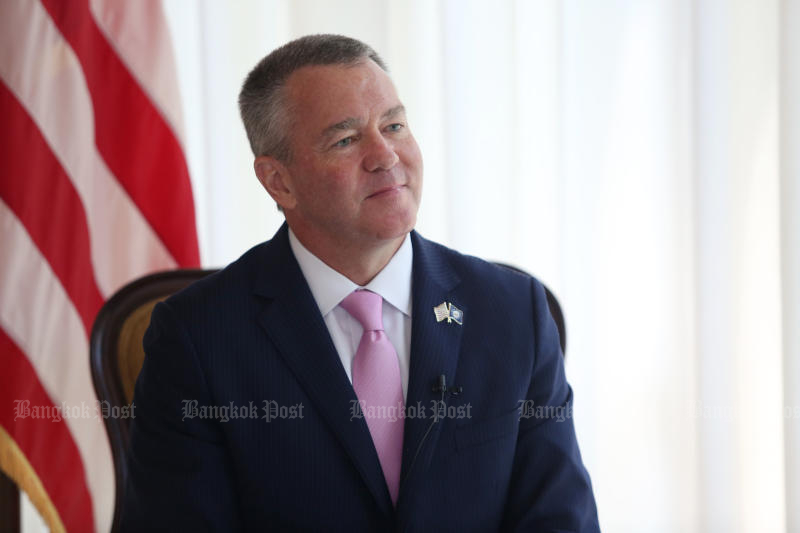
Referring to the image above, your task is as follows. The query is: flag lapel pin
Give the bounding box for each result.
[433,302,463,325]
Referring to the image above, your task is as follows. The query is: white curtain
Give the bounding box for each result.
[781,1,800,531]
[145,1,796,532]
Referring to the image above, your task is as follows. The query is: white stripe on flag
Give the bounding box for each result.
[0,199,114,532]
[0,0,178,299]
[90,0,187,148]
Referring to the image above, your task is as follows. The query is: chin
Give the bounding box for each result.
[367,213,416,241]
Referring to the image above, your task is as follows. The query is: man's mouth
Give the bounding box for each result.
[367,185,405,199]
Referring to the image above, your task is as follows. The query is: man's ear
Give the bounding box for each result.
[254,156,297,210]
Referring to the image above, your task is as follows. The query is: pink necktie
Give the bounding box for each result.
[340,289,404,505]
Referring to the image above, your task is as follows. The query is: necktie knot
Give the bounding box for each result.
[340,289,384,332]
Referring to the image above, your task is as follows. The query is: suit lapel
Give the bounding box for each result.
[253,225,393,515]
[398,232,464,504]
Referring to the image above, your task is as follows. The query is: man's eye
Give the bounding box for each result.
[334,137,353,148]
[386,123,404,132]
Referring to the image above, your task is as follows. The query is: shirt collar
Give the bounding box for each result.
[288,228,413,318]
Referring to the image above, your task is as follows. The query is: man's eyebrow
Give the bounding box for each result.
[381,104,406,121]
[319,105,406,140]
[320,117,362,139]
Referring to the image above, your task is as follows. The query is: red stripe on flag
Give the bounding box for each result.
[0,82,103,335]
[40,0,200,267]
[0,327,95,532]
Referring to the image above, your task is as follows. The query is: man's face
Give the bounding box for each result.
[277,60,423,251]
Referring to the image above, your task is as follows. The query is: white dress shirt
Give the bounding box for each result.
[288,229,413,400]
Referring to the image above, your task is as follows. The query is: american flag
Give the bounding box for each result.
[0,0,199,530]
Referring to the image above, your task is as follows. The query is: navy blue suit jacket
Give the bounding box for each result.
[122,225,599,531]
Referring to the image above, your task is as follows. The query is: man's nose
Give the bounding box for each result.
[363,133,399,172]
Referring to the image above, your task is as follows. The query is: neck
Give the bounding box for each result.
[289,226,406,286]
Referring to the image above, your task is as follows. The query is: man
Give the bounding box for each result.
[122,34,600,531]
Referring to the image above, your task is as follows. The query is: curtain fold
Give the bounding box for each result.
[694,1,784,531]
[781,1,800,531]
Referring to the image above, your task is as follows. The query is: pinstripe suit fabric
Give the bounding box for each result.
[122,224,600,532]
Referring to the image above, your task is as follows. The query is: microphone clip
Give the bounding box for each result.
[432,374,463,396]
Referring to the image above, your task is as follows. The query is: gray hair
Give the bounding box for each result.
[238,34,388,162]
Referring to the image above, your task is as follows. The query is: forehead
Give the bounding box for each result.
[283,61,401,128]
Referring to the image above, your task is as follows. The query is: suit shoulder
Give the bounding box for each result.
[161,239,271,315]
[413,232,540,291]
